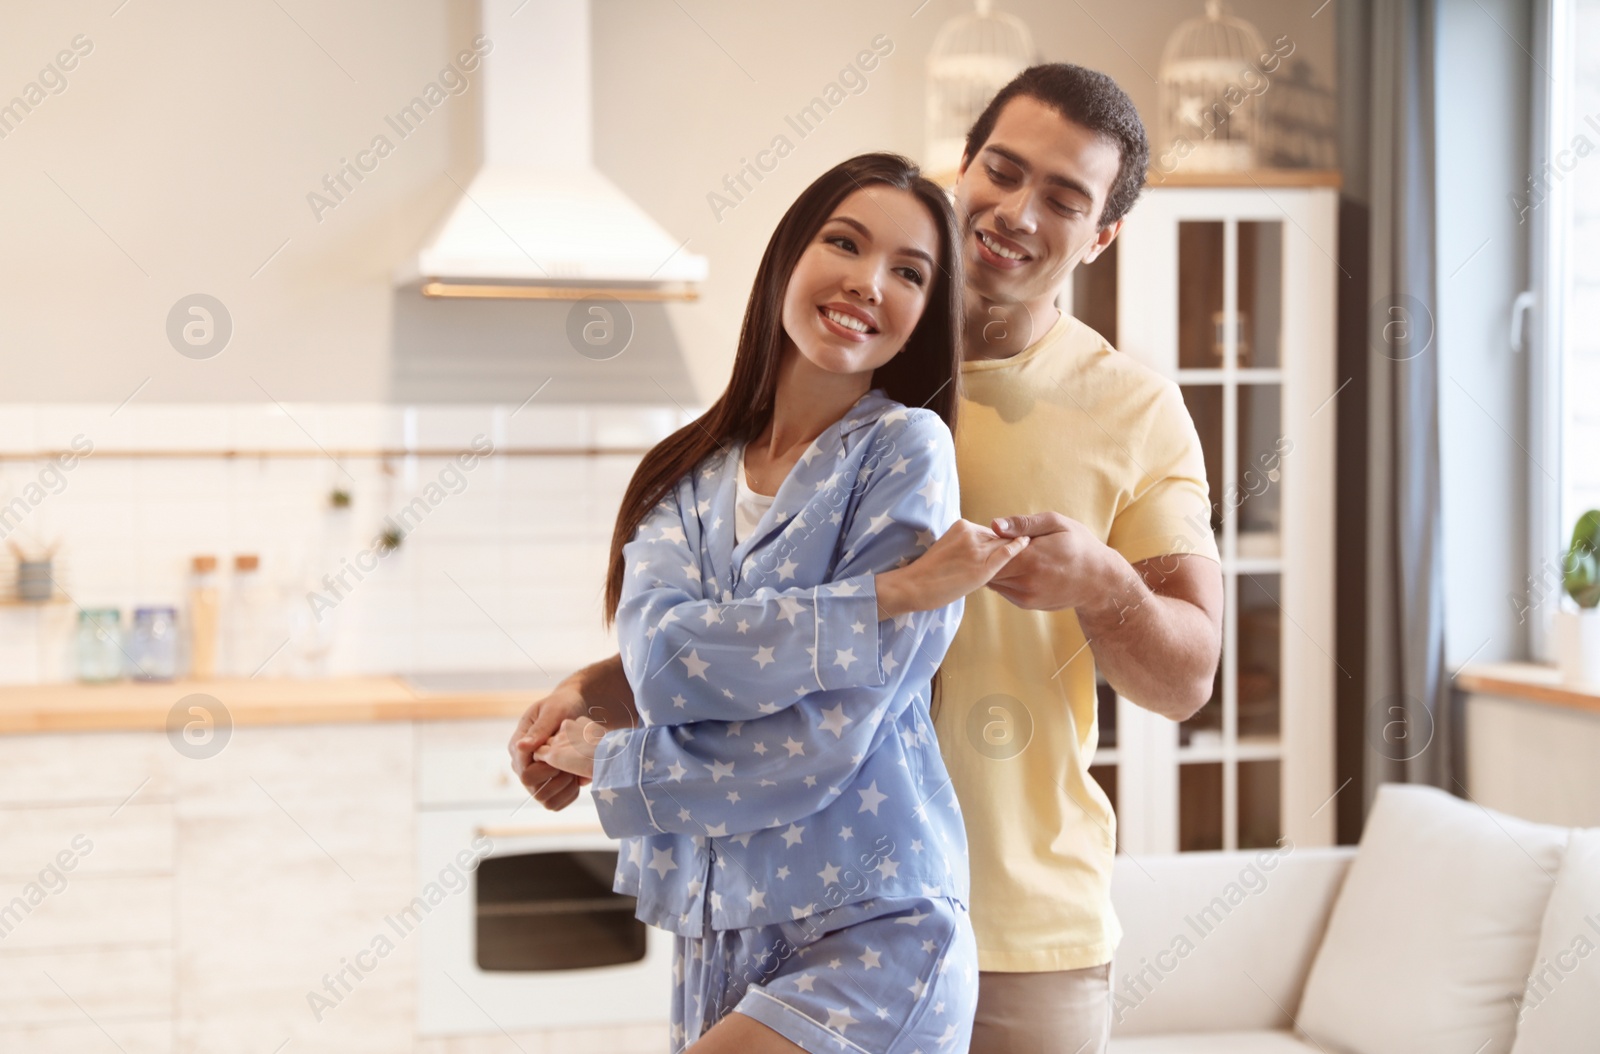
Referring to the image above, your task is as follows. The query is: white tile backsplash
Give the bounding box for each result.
[592,406,681,449]
[499,403,592,450]
[0,406,34,451]
[0,401,696,683]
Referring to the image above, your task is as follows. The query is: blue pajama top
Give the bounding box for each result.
[589,389,970,938]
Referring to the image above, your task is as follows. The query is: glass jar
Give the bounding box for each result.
[76,608,124,683]
[128,606,180,681]
[187,555,220,679]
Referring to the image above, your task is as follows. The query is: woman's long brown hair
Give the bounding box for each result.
[603,152,964,626]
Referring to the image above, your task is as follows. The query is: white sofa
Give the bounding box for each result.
[1106,783,1600,1053]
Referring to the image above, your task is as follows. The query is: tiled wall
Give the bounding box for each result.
[1572,1,1600,524]
[0,403,698,685]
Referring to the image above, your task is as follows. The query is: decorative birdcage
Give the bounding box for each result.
[924,0,1036,185]
[1262,59,1338,169]
[1158,0,1268,172]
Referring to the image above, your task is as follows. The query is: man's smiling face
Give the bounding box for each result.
[954,94,1126,309]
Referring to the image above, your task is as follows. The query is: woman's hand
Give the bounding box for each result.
[875,519,1030,619]
[532,716,607,781]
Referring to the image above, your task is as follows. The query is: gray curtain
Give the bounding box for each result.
[1364,0,1453,796]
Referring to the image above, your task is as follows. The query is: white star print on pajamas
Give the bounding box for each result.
[590,391,973,941]
[671,896,978,1053]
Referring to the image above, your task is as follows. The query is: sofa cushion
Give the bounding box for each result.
[1296,783,1567,1054]
[1110,1030,1322,1053]
[1509,826,1600,1052]
[1107,846,1354,1036]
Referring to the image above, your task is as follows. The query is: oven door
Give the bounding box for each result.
[417,803,673,1035]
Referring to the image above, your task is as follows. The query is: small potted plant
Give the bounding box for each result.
[1556,509,1600,687]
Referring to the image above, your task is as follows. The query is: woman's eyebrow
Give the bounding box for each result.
[828,214,935,267]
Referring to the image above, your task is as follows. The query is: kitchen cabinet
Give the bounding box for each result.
[0,701,665,1053]
[1084,181,1340,854]
[0,732,177,1051]
[174,722,416,1053]
[0,725,414,1053]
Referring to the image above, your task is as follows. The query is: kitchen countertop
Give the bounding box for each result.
[0,675,555,734]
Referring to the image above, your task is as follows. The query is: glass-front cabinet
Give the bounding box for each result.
[1077,183,1339,854]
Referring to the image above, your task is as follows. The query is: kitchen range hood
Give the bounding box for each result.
[395,0,707,300]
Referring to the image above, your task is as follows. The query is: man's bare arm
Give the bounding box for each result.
[1071,554,1222,720]
[573,654,640,729]
[986,513,1222,721]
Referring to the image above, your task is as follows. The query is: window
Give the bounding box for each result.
[1526,0,1600,655]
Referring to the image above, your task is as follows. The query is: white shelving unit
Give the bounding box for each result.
[1085,181,1339,854]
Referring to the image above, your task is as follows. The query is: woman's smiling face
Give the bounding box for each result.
[780,184,941,380]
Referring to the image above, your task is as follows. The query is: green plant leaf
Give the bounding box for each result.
[1564,509,1600,609]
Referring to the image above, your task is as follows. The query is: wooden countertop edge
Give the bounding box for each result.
[1455,663,1600,717]
[0,677,552,734]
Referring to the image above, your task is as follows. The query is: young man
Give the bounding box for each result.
[512,64,1221,1054]
[924,65,1222,1053]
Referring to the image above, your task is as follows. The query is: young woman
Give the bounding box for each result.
[535,153,1028,1054]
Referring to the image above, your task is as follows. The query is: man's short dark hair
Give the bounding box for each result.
[963,63,1150,229]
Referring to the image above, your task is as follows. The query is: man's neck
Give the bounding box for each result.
[962,293,1063,362]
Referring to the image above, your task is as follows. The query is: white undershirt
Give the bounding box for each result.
[733,443,776,545]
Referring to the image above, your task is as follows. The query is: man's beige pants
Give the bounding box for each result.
[968,963,1113,1054]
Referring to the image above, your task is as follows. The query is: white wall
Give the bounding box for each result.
[0,403,689,683]
[0,0,1337,404]
[0,0,479,402]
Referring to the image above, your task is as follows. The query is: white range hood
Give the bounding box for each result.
[397,0,707,297]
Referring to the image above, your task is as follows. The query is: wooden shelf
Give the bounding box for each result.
[1176,737,1283,764]
[1147,168,1342,189]
[929,165,1341,191]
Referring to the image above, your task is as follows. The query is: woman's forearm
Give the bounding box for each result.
[873,522,1030,621]
[874,567,920,620]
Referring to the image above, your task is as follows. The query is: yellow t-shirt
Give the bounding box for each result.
[936,310,1219,972]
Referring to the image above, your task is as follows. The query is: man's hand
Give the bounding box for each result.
[875,519,1031,620]
[984,512,1120,612]
[508,676,591,811]
[987,511,1223,720]
[509,655,639,810]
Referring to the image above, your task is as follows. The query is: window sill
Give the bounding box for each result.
[1455,662,1600,717]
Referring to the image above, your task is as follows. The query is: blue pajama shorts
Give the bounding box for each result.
[669,896,977,1053]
